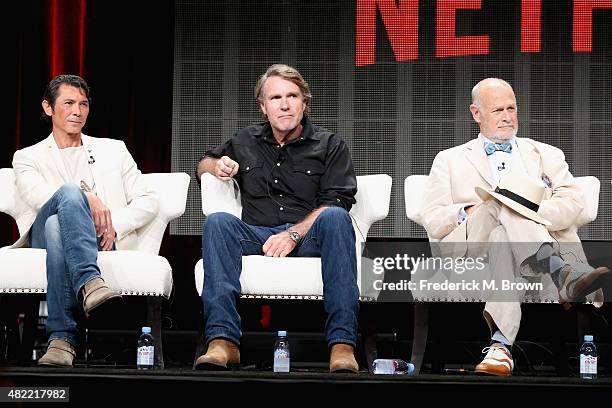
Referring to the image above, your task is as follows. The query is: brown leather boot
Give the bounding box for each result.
[194,339,240,370]
[329,343,359,373]
[38,340,76,368]
[82,277,122,317]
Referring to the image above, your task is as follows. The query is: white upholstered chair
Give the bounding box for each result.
[403,174,601,373]
[194,173,392,300]
[0,168,190,368]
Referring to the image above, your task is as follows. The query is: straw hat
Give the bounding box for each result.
[475,173,551,226]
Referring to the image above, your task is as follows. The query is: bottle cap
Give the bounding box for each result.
[584,335,593,342]
[278,330,287,337]
[142,327,152,334]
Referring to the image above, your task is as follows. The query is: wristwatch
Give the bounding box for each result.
[287,229,301,245]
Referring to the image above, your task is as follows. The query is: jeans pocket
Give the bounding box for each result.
[240,239,264,256]
[296,236,320,257]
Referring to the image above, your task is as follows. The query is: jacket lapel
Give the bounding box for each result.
[464,138,495,188]
[516,138,540,180]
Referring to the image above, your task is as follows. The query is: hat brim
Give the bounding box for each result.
[475,186,552,226]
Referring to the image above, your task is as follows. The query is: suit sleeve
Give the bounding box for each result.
[537,147,583,231]
[111,142,159,240]
[12,149,57,211]
[420,151,474,239]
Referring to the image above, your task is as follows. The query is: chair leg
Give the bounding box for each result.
[411,302,429,375]
[18,298,39,365]
[147,297,164,369]
[359,303,378,373]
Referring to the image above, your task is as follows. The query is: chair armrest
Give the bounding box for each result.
[142,173,190,223]
[350,174,392,238]
[574,176,600,228]
[0,168,29,225]
[404,175,428,226]
[134,172,190,254]
[200,173,242,217]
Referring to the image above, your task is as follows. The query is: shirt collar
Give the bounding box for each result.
[479,133,517,149]
[258,115,320,143]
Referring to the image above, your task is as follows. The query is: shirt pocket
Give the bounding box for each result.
[292,160,325,199]
[292,160,325,177]
[237,160,266,197]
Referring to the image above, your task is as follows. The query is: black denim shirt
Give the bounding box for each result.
[201,116,357,227]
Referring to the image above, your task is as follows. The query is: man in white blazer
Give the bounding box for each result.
[11,74,158,367]
[420,78,608,376]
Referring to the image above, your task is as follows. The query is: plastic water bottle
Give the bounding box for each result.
[580,335,597,379]
[273,330,290,373]
[372,358,415,375]
[137,326,155,370]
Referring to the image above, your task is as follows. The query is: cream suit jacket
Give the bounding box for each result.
[420,137,584,250]
[10,133,158,250]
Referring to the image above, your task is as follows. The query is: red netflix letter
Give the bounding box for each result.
[574,0,612,52]
[521,0,541,52]
[356,0,419,66]
[436,0,489,58]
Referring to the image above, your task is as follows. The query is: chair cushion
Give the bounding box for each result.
[0,248,172,297]
[195,257,323,298]
[194,256,378,300]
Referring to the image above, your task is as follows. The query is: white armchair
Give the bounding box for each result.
[0,168,190,368]
[194,173,392,299]
[403,174,601,373]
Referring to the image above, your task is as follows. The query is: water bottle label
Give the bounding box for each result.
[273,349,290,373]
[137,345,155,366]
[274,349,289,359]
[372,359,414,375]
[580,354,597,375]
[373,359,395,374]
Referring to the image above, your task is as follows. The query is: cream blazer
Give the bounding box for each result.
[420,137,584,247]
[11,134,158,250]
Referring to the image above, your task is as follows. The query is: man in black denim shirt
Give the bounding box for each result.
[195,64,360,373]
[201,114,356,227]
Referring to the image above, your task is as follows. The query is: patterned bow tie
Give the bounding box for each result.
[484,142,512,156]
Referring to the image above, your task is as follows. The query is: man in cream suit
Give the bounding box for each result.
[420,78,608,376]
[11,74,158,367]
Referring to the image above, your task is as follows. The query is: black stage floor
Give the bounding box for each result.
[1,366,611,403]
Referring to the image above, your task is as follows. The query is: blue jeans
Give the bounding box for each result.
[201,206,359,348]
[30,183,102,347]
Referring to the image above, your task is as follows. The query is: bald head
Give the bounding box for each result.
[469,78,518,143]
[471,78,514,108]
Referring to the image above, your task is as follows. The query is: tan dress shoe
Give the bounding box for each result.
[82,277,122,316]
[329,343,359,373]
[194,339,240,370]
[474,343,513,376]
[38,340,75,368]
